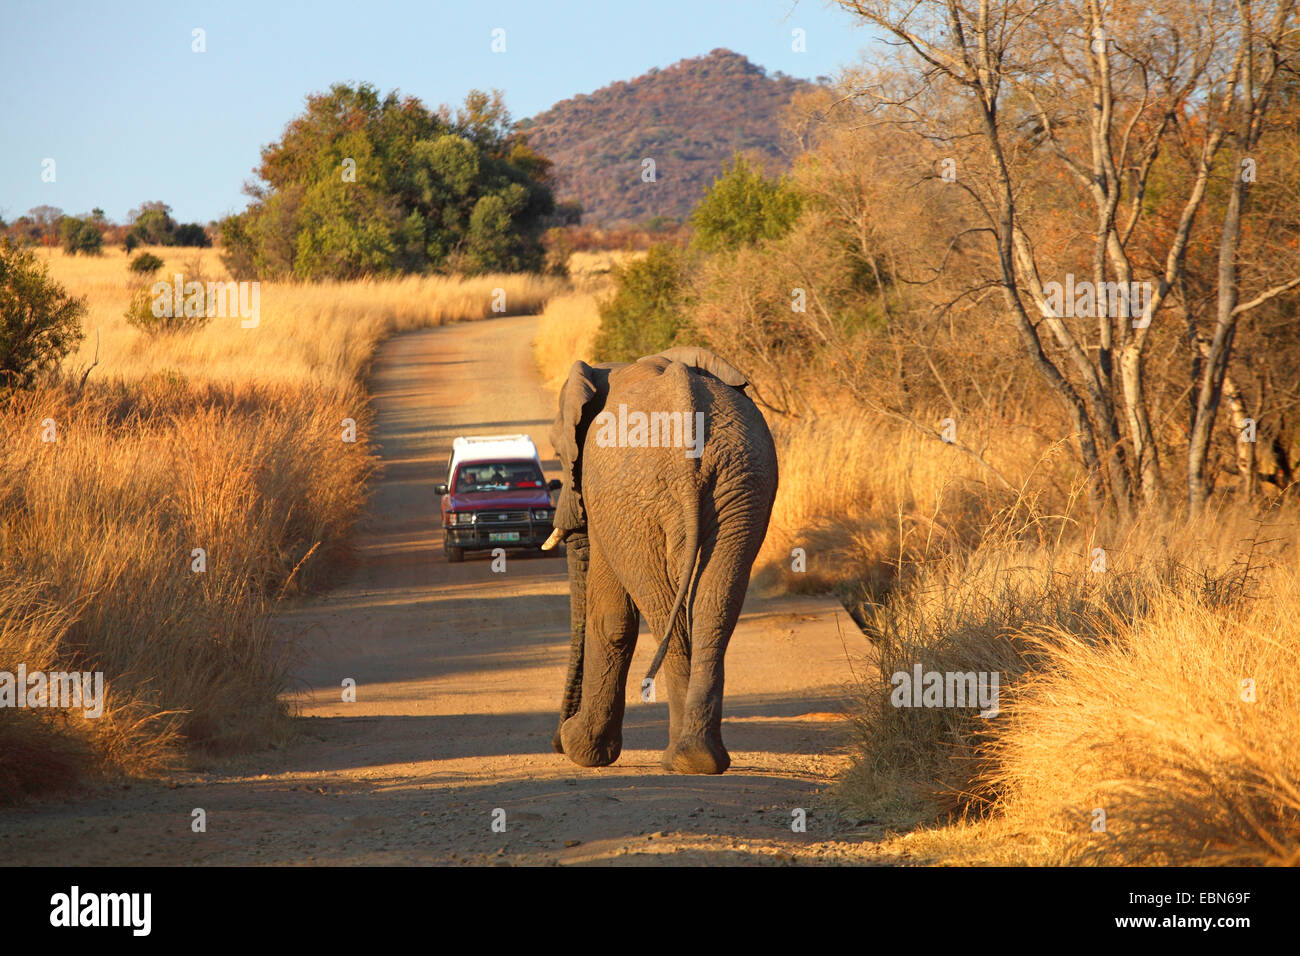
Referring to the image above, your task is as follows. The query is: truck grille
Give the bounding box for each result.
[476,510,530,523]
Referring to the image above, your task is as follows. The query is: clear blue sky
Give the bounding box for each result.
[0,0,879,226]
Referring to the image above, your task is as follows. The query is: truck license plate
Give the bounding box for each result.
[489,532,520,542]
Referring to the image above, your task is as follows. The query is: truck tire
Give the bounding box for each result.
[446,545,465,563]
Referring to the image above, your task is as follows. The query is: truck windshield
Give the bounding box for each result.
[454,461,544,492]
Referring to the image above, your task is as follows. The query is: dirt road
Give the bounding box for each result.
[3,315,890,865]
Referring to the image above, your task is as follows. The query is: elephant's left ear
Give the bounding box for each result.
[549,360,601,530]
[652,346,749,390]
[550,360,599,475]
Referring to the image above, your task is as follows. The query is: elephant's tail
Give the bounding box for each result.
[644,489,698,686]
[644,361,703,687]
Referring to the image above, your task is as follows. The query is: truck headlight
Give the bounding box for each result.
[450,512,475,526]
[532,509,552,520]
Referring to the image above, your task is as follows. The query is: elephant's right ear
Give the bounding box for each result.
[549,360,601,497]
[652,346,749,390]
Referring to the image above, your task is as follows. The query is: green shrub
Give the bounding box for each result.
[58,217,103,256]
[129,252,165,275]
[0,240,86,389]
[691,154,802,253]
[592,243,693,362]
[125,276,209,335]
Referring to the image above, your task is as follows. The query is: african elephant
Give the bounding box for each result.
[542,347,778,774]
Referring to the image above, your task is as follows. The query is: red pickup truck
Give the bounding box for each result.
[434,434,562,562]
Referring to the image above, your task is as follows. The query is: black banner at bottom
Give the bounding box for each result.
[3,865,1285,942]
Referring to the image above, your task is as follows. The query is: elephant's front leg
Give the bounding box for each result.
[559,541,638,767]
[553,531,590,753]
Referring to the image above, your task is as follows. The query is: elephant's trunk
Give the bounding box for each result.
[554,530,590,752]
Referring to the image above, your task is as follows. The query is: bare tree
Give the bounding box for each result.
[837,0,1300,516]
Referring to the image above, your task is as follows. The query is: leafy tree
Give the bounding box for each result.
[219,83,555,279]
[465,185,535,272]
[451,88,514,152]
[691,155,801,253]
[171,223,211,247]
[0,239,86,390]
[592,243,694,361]
[58,216,103,255]
[124,202,211,249]
[127,202,176,245]
[554,200,583,227]
[292,177,400,280]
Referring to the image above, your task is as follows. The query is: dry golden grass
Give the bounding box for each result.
[834,506,1300,866]
[0,581,149,799]
[745,381,1299,866]
[567,249,643,292]
[533,291,602,389]
[752,405,1064,594]
[985,566,1300,866]
[47,246,566,388]
[0,378,374,797]
[0,247,566,798]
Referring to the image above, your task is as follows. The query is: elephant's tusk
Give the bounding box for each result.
[541,527,567,551]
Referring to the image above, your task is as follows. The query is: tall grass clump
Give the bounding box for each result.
[0,378,376,796]
[533,291,602,389]
[838,506,1300,866]
[982,563,1300,865]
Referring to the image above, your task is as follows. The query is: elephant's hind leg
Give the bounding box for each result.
[658,627,691,770]
[559,541,638,767]
[664,536,753,775]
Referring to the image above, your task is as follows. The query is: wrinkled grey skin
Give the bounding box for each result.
[548,348,778,774]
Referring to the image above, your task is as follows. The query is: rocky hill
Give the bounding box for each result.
[520,49,818,227]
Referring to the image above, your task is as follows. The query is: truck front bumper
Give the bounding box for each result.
[443,522,555,550]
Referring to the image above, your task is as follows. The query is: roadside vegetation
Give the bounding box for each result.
[0,243,563,800]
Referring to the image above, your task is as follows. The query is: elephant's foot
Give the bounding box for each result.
[559,714,621,767]
[552,724,566,754]
[665,736,730,774]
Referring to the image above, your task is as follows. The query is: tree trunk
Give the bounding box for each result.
[1189,178,1245,512]
[1120,343,1162,504]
